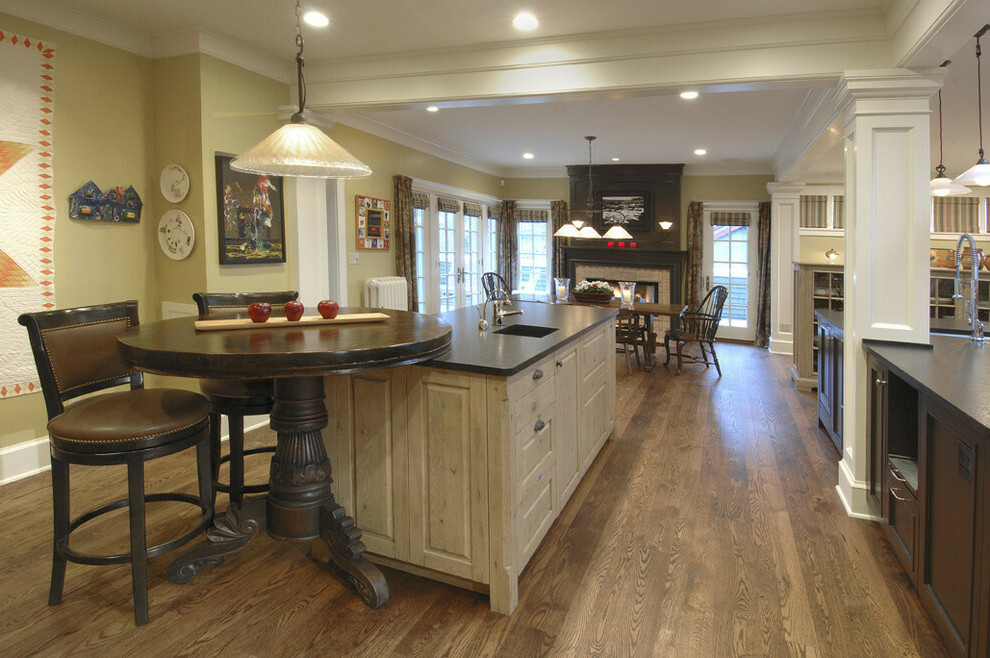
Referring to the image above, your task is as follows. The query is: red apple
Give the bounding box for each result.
[284,300,304,321]
[318,299,340,319]
[248,302,271,323]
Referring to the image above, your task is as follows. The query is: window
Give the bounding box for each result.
[462,210,482,306]
[437,210,457,312]
[517,219,549,294]
[931,196,981,234]
[712,224,749,328]
[799,191,844,232]
[484,215,499,275]
[413,208,426,313]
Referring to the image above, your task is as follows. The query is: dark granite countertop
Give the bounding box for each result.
[815,309,843,338]
[864,335,990,435]
[930,316,975,336]
[423,301,617,376]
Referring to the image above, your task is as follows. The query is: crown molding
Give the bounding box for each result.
[0,0,153,55]
[2,0,291,82]
[337,112,502,177]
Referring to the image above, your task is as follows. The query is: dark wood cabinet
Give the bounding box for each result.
[816,313,842,453]
[866,346,990,657]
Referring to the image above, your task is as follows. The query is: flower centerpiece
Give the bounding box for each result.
[572,279,615,304]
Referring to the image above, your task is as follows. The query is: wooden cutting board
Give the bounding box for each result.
[194,312,390,331]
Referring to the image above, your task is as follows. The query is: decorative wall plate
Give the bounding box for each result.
[160,164,189,203]
[158,210,195,260]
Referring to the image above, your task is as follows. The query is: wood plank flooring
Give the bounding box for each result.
[0,344,949,656]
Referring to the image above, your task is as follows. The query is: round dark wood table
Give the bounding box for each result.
[117,308,451,609]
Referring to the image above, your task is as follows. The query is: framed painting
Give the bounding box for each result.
[215,154,286,265]
[601,195,649,232]
[356,195,390,250]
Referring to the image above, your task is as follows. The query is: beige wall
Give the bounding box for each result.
[504,177,568,200]
[329,124,503,305]
[199,55,293,295]
[0,13,158,449]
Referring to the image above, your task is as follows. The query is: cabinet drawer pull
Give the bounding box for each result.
[533,369,544,380]
[889,487,909,502]
[534,419,546,432]
[556,360,563,367]
[875,378,888,386]
[889,469,907,484]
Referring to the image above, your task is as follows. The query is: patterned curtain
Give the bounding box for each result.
[393,175,417,310]
[799,195,828,228]
[754,201,772,347]
[551,200,568,279]
[686,201,704,309]
[832,196,844,229]
[499,200,518,291]
[933,197,979,233]
[710,211,750,226]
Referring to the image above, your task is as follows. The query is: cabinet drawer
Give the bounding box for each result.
[885,461,918,582]
[517,417,552,482]
[511,376,555,436]
[507,354,555,402]
[518,447,553,510]
[579,327,607,377]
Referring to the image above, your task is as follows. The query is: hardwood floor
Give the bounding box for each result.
[0,343,949,656]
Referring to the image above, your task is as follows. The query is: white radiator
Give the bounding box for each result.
[364,276,409,311]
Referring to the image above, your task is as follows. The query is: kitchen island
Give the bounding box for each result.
[322,301,618,614]
[865,335,990,657]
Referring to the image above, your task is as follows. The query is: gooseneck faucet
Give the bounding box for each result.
[953,232,985,343]
[478,288,524,329]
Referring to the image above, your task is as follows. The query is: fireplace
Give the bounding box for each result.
[565,245,686,332]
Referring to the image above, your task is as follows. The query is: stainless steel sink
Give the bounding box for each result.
[493,324,558,338]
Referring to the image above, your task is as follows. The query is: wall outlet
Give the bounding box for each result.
[348,253,359,265]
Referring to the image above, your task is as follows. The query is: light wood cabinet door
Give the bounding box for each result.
[407,368,490,582]
[578,324,610,471]
[325,370,409,561]
[554,343,581,508]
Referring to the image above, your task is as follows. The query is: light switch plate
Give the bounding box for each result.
[348,253,359,264]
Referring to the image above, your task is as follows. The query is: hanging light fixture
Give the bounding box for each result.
[231,1,372,179]
[955,26,990,187]
[553,136,633,239]
[931,87,971,196]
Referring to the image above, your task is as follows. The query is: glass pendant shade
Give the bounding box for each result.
[954,159,990,187]
[231,120,372,179]
[930,175,972,196]
[578,225,602,239]
[602,225,633,239]
[553,223,581,237]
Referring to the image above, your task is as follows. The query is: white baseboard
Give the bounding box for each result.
[0,416,269,486]
[769,336,793,356]
[836,458,881,520]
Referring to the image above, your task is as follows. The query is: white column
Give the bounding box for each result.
[292,178,331,308]
[766,182,804,355]
[834,69,942,518]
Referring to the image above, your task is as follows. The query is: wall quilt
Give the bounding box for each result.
[0,30,56,397]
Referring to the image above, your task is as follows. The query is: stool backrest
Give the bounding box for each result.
[18,301,143,420]
[481,272,508,298]
[192,291,299,320]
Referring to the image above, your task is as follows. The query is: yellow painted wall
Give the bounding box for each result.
[199,55,293,294]
[0,14,157,450]
[329,124,503,305]
[504,177,568,200]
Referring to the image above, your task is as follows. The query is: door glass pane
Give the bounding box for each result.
[463,213,482,306]
[712,224,749,328]
[413,209,426,312]
[517,221,549,293]
[438,211,457,311]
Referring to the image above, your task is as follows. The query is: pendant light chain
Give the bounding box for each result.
[294,0,307,117]
[936,89,946,177]
[977,32,984,160]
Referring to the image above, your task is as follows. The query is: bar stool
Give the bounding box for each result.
[192,291,298,505]
[18,301,214,626]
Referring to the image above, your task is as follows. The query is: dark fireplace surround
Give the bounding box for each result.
[563,245,686,305]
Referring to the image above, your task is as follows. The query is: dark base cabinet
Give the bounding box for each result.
[866,349,990,658]
[816,312,843,453]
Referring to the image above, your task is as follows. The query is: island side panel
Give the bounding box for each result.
[486,375,518,615]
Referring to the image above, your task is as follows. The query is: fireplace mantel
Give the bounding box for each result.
[563,245,686,304]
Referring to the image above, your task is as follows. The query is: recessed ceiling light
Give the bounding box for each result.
[611,157,620,162]
[694,148,707,156]
[303,11,330,27]
[513,13,539,31]
[680,90,699,100]
[426,105,439,112]
[523,152,535,160]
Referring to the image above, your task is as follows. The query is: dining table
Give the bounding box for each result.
[116,307,451,609]
[564,298,687,371]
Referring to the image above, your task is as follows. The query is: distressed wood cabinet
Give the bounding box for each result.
[325,318,616,615]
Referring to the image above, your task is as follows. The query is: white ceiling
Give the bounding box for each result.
[5,0,986,180]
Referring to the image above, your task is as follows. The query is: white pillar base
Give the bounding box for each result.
[836,456,880,520]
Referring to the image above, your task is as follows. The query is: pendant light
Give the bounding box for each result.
[931,88,971,196]
[231,1,372,179]
[553,136,633,239]
[955,26,990,187]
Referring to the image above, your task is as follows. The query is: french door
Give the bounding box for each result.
[434,210,484,312]
[702,205,758,341]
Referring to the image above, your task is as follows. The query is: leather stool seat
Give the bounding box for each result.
[198,378,274,408]
[49,389,210,453]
